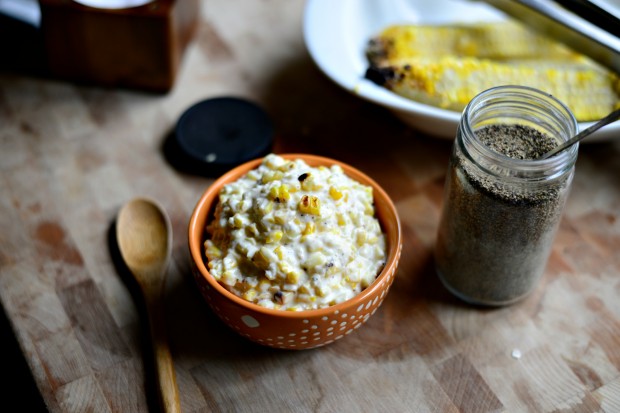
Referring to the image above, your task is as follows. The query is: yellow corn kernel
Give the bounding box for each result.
[268,184,290,203]
[329,186,343,200]
[235,243,249,257]
[261,170,283,183]
[286,271,300,284]
[266,230,283,244]
[298,284,311,294]
[274,211,287,225]
[243,290,257,301]
[223,256,238,271]
[299,173,322,191]
[205,242,221,258]
[305,252,326,268]
[252,248,270,270]
[245,224,259,237]
[274,246,283,260]
[336,213,347,226]
[232,214,245,229]
[356,231,367,246]
[302,222,315,236]
[258,280,271,291]
[299,195,320,215]
[263,201,274,214]
[221,271,236,285]
[315,285,329,297]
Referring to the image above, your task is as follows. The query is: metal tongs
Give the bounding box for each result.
[481,0,620,72]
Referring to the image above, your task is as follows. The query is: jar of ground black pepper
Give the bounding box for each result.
[435,85,579,305]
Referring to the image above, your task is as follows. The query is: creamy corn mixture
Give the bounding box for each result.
[205,154,387,311]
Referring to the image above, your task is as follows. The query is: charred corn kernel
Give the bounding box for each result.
[302,222,315,235]
[329,186,343,200]
[266,230,283,244]
[268,184,290,203]
[367,20,576,67]
[299,195,320,215]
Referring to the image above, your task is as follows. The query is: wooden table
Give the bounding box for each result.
[2,1,620,412]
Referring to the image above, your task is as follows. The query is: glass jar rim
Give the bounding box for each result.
[460,85,579,180]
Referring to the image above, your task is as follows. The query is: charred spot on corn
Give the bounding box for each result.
[299,194,320,215]
[268,184,290,203]
[365,66,397,86]
[298,173,310,182]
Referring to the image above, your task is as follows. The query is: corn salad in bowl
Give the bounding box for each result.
[205,154,387,311]
[189,154,402,349]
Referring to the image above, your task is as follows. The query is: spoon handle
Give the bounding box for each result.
[146,292,182,413]
[538,107,620,159]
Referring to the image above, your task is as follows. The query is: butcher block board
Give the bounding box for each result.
[1,0,620,412]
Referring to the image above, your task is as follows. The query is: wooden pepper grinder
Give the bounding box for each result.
[39,0,199,92]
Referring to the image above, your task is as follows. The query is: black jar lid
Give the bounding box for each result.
[172,97,273,176]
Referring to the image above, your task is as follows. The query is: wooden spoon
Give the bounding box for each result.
[116,198,181,413]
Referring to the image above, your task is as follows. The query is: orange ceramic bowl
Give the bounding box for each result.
[188,154,402,350]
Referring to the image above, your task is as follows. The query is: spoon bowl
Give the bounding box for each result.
[116,198,180,413]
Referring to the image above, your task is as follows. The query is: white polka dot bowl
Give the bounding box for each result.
[188,154,402,350]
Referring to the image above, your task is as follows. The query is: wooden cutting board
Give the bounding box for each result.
[1,0,620,412]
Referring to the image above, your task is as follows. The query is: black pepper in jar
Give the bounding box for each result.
[434,86,578,305]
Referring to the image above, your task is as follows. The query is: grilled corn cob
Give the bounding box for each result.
[370,56,619,121]
[366,21,620,121]
[367,21,577,67]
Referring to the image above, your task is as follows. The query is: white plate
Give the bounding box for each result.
[303,0,618,141]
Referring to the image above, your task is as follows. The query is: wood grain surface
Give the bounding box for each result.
[2,1,620,412]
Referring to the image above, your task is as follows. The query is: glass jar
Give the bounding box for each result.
[435,85,579,305]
